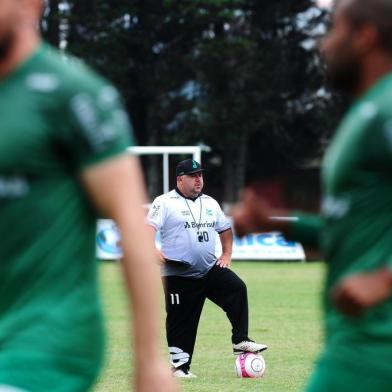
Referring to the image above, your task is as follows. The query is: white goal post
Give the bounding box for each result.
[127,145,207,194]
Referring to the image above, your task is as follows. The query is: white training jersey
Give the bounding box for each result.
[147,189,231,278]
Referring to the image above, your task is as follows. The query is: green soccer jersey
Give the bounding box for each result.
[0,44,133,391]
[292,73,392,376]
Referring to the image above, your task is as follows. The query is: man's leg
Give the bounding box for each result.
[205,265,249,343]
[163,275,206,373]
[205,265,267,353]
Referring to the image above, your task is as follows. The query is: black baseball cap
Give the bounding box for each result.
[176,159,205,176]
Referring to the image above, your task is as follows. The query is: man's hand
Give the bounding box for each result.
[135,358,178,392]
[216,253,231,268]
[231,188,273,237]
[332,267,392,317]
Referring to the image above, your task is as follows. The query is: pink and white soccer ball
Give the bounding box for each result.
[235,352,266,378]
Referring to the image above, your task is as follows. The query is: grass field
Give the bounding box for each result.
[95,261,325,392]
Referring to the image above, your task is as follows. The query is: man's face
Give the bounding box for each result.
[320,3,361,93]
[178,172,204,197]
[0,0,19,60]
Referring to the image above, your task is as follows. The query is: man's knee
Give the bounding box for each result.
[230,275,247,295]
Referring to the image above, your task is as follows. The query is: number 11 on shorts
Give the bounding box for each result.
[170,293,180,305]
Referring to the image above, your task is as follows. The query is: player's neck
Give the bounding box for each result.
[0,31,41,79]
[353,53,392,98]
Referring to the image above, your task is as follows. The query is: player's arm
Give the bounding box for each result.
[231,187,324,249]
[146,225,166,264]
[231,187,287,236]
[288,211,324,249]
[81,155,177,392]
[146,199,167,264]
[217,229,233,268]
[332,267,392,317]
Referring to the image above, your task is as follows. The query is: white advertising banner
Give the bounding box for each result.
[227,232,305,260]
[96,219,305,261]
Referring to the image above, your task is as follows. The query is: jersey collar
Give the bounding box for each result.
[175,187,203,201]
[0,42,44,85]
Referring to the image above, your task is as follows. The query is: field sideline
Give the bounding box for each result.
[95,261,324,392]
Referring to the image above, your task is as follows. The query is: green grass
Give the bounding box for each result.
[95,262,325,392]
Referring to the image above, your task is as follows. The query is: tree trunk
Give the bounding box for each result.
[234,130,248,200]
[222,131,248,205]
[222,146,236,204]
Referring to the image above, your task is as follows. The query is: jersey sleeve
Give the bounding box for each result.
[289,212,324,247]
[60,75,135,169]
[367,111,392,269]
[146,196,165,231]
[214,200,232,233]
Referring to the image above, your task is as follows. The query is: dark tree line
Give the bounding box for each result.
[41,0,343,204]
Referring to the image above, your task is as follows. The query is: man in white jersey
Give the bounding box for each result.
[147,159,267,378]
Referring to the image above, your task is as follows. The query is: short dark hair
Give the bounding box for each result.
[339,0,392,54]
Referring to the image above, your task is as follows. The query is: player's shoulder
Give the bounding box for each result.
[365,74,392,120]
[201,193,221,206]
[201,193,216,201]
[165,189,184,206]
[31,44,116,100]
[153,190,179,204]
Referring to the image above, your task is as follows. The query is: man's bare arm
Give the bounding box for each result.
[146,225,166,264]
[217,229,233,268]
[81,155,177,392]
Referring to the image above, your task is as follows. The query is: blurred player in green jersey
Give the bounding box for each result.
[0,0,177,391]
[232,0,392,391]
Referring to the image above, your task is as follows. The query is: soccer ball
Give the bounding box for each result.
[235,352,266,378]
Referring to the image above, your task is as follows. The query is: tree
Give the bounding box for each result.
[41,0,340,203]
